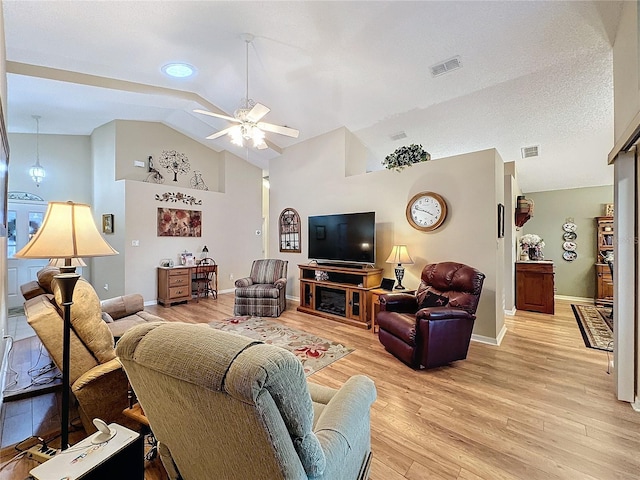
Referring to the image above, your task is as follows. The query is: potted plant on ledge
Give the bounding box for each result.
[383,144,431,172]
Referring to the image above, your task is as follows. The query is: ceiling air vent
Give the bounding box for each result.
[430,56,462,77]
[521,145,540,159]
[390,131,407,141]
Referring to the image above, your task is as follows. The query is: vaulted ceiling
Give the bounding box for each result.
[3,1,623,192]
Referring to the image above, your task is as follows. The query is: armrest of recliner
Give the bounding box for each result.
[235,277,253,288]
[313,375,376,466]
[416,306,475,321]
[379,293,418,313]
[274,278,287,289]
[101,294,144,320]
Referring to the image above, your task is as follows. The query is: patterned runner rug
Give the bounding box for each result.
[571,304,613,352]
[208,316,353,376]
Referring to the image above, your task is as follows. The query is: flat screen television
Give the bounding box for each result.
[308,212,375,264]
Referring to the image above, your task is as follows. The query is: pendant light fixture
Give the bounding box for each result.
[29,115,46,187]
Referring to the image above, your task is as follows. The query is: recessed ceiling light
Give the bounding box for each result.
[162,63,195,78]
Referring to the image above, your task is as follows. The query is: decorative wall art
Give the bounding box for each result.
[157,208,202,237]
[279,208,301,253]
[159,150,190,182]
[497,203,505,238]
[102,214,114,234]
[604,203,614,217]
[145,156,165,184]
[562,218,577,261]
[155,192,202,205]
[0,102,8,236]
[190,171,209,190]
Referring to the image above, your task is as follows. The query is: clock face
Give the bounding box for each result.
[406,192,447,231]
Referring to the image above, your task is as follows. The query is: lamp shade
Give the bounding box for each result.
[385,245,414,265]
[48,257,88,267]
[15,201,118,259]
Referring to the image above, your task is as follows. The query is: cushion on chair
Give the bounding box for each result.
[53,277,116,364]
[250,259,286,284]
[37,266,61,294]
[376,311,416,345]
[235,284,281,299]
[417,290,449,309]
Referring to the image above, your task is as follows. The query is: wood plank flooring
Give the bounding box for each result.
[1,295,638,479]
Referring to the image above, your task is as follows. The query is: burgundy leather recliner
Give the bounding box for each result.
[377,262,485,369]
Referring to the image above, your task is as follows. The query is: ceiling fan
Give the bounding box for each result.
[195,34,299,150]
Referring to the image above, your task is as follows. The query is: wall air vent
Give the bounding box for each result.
[430,56,462,77]
[521,145,540,159]
[390,131,407,141]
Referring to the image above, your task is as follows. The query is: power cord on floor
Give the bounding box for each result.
[3,338,61,394]
[2,335,19,391]
[606,340,614,374]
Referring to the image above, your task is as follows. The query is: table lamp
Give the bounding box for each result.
[385,245,414,290]
[14,201,118,450]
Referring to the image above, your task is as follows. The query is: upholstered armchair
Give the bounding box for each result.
[117,322,376,480]
[234,259,288,317]
[376,261,485,369]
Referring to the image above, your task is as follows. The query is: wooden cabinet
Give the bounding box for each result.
[157,266,191,306]
[595,263,613,305]
[516,261,555,314]
[297,264,383,329]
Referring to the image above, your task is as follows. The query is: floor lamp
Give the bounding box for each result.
[14,201,118,450]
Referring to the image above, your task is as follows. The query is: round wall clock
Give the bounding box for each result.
[406,191,448,231]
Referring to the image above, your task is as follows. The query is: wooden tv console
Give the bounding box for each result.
[297,264,383,329]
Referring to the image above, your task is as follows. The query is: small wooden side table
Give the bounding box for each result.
[370,288,415,333]
[123,403,156,460]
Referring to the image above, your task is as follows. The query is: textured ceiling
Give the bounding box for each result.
[3,1,623,192]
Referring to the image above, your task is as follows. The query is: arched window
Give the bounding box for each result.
[279,208,301,253]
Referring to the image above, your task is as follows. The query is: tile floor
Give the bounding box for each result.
[6,315,35,342]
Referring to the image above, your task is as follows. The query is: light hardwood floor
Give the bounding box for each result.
[2,294,638,479]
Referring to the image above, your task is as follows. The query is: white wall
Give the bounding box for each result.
[90,120,264,302]
[0,0,8,379]
[7,133,92,204]
[269,127,505,342]
[613,1,639,143]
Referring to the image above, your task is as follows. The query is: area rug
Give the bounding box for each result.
[207,316,353,376]
[571,304,613,352]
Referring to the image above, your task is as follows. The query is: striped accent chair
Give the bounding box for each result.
[234,259,288,317]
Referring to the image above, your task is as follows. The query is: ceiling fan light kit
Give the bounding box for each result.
[195,33,298,151]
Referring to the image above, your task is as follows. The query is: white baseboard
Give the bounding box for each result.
[143,300,157,306]
[287,295,300,302]
[632,397,640,413]
[504,307,516,316]
[555,295,593,304]
[472,324,507,346]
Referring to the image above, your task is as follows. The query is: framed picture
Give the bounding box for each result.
[102,214,114,234]
[157,208,202,237]
[381,278,395,291]
[497,203,505,238]
[0,101,8,237]
[605,203,614,217]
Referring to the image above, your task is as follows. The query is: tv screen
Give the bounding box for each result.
[308,212,375,264]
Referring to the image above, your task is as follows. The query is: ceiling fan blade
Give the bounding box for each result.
[246,103,270,123]
[194,109,239,123]
[206,126,236,140]
[257,122,299,138]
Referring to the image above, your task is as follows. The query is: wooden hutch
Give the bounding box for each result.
[595,216,614,305]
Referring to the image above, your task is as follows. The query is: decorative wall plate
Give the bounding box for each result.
[562,222,577,232]
[563,251,577,261]
[563,231,577,241]
[562,241,577,251]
